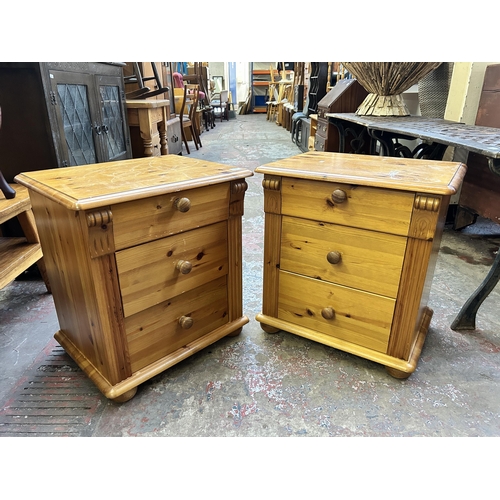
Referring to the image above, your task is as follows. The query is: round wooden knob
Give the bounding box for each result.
[174,197,191,212]
[321,307,335,320]
[331,189,347,204]
[326,251,342,265]
[176,260,192,274]
[179,316,193,329]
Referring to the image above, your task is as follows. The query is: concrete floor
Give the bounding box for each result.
[1,113,500,438]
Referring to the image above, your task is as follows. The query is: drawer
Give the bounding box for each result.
[167,117,182,155]
[151,132,161,157]
[281,178,414,236]
[317,121,328,135]
[112,183,229,250]
[278,271,394,353]
[280,216,406,298]
[116,221,228,318]
[125,276,228,372]
[314,135,326,152]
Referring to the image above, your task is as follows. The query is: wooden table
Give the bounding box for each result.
[0,183,50,291]
[15,156,253,402]
[327,113,500,331]
[126,99,170,157]
[256,151,466,378]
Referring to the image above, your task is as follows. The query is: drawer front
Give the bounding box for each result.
[112,183,229,250]
[281,216,406,298]
[125,276,228,372]
[167,117,182,155]
[278,271,394,353]
[116,220,228,318]
[314,135,326,152]
[318,120,328,135]
[151,132,161,157]
[281,178,414,236]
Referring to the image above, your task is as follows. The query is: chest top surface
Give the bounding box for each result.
[255,151,466,195]
[15,156,253,211]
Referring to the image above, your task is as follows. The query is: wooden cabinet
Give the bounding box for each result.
[307,63,329,115]
[255,152,466,378]
[0,62,131,182]
[314,79,368,153]
[15,156,253,402]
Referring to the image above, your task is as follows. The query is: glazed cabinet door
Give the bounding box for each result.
[96,74,130,162]
[48,70,102,166]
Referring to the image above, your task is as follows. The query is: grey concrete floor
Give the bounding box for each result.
[1,113,500,439]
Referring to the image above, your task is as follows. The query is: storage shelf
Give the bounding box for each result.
[0,238,43,289]
[0,183,50,291]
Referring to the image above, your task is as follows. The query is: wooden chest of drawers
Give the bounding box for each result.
[15,156,253,401]
[255,151,466,378]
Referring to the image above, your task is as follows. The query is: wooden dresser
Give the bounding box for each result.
[15,156,253,402]
[255,152,466,378]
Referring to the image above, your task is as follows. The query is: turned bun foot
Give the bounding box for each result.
[112,387,138,403]
[385,366,412,379]
[227,327,243,337]
[260,323,280,334]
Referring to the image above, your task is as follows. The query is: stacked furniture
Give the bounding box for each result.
[314,79,368,153]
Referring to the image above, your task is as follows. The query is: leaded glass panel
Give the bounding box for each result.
[57,83,97,165]
[100,84,126,161]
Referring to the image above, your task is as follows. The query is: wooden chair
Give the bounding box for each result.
[266,84,279,121]
[210,89,229,122]
[179,85,202,154]
[124,62,169,99]
[185,84,203,144]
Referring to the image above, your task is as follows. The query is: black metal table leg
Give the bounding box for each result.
[451,248,500,330]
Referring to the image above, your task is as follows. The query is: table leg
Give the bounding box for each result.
[158,108,168,155]
[329,118,370,154]
[451,249,500,330]
[138,108,154,157]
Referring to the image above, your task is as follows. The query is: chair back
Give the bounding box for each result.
[179,85,189,123]
[220,90,229,103]
[188,88,200,123]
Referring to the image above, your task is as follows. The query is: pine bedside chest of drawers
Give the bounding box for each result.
[255,151,466,378]
[15,156,253,402]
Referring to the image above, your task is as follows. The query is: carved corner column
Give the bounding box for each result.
[82,207,132,385]
[260,175,282,323]
[227,179,248,326]
[387,194,443,362]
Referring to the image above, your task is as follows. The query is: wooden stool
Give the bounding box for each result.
[0,183,50,292]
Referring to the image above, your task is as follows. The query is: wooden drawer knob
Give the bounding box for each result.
[174,197,191,212]
[176,260,192,274]
[326,251,342,265]
[321,307,335,320]
[331,189,347,204]
[179,315,193,329]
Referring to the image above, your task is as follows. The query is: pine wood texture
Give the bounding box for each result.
[126,99,170,157]
[15,155,249,211]
[258,151,466,195]
[16,157,252,401]
[256,152,466,378]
